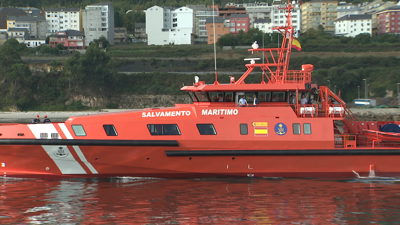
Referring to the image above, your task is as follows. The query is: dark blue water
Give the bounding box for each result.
[1,177,400,224]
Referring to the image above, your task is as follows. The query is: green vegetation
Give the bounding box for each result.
[217,26,400,52]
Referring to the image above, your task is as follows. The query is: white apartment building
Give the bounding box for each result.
[271,2,301,37]
[245,2,272,26]
[45,8,81,36]
[146,5,195,45]
[335,14,372,37]
[83,2,115,46]
[254,18,273,33]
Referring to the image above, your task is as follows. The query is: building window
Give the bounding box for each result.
[147,124,181,135]
[72,125,86,136]
[197,124,217,135]
[240,124,248,135]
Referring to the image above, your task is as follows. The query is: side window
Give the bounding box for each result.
[103,125,118,136]
[147,124,181,135]
[72,125,86,136]
[304,123,311,134]
[197,124,217,135]
[240,123,248,135]
[293,123,301,135]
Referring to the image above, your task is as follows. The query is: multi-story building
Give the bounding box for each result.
[229,14,250,33]
[217,3,246,17]
[45,8,82,35]
[254,18,272,33]
[205,17,230,44]
[245,2,272,27]
[15,16,46,39]
[335,14,372,37]
[146,6,195,45]
[7,27,28,43]
[337,3,361,19]
[49,29,85,49]
[272,1,301,37]
[376,4,400,35]
[83,2,115,46]
[134,22,147,42]
[301,0,338,34]
[0,8,27,31]
[187,4,218,43]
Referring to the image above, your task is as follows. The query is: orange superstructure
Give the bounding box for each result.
[0,1,400,179]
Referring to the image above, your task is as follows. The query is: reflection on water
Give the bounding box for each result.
[0,177,400,224]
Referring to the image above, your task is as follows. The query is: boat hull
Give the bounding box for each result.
[1,144,400,179]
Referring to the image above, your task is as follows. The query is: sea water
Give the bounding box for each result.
[0,177,399,224]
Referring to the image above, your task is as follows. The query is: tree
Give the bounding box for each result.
[93,36,110,48]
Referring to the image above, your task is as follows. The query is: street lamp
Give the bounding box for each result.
[327,80,330,90]
[357,86,360,99]
[363,79,367,99]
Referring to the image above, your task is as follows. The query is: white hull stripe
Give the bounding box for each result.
[27,123,96,175]
[42,145,87,174]
[59,123,98,174]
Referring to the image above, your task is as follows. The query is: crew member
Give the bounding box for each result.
[43,115,51,123]
[32,115,40,124]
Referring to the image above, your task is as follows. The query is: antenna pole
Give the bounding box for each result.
[213,0,219,85]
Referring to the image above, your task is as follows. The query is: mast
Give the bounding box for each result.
[272,0,296,83]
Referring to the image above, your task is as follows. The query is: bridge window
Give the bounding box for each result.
[304,123,311,134]
[258,92,271,102]
[72,125,86,136]
[240,123,248,135]
[194,92,209,102]
[197,124,217,135]
[103,125,118,136]
[209,92,224,102]
[147,124,181,135]
[293,123,301,135]
[271,92,286,102]
[40,133,48,139]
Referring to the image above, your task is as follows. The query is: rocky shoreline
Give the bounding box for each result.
[0,108,399,123]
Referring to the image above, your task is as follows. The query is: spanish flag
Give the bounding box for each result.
[292,38,302,51]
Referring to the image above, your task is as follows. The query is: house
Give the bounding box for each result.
[7,27,28,43]
[114,27,128,42]
[0,8,27,31]
[146,5,195,45]
[83,2,115,46]
[134,22,147,42]
[49,29,85,49]
[335,14,372,37]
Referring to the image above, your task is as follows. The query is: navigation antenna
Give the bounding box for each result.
[212,0,219,85]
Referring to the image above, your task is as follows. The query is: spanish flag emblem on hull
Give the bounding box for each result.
[253,122,268,136]
[292,38,302,51]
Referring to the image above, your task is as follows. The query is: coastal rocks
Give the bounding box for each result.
[351,108,400,121]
